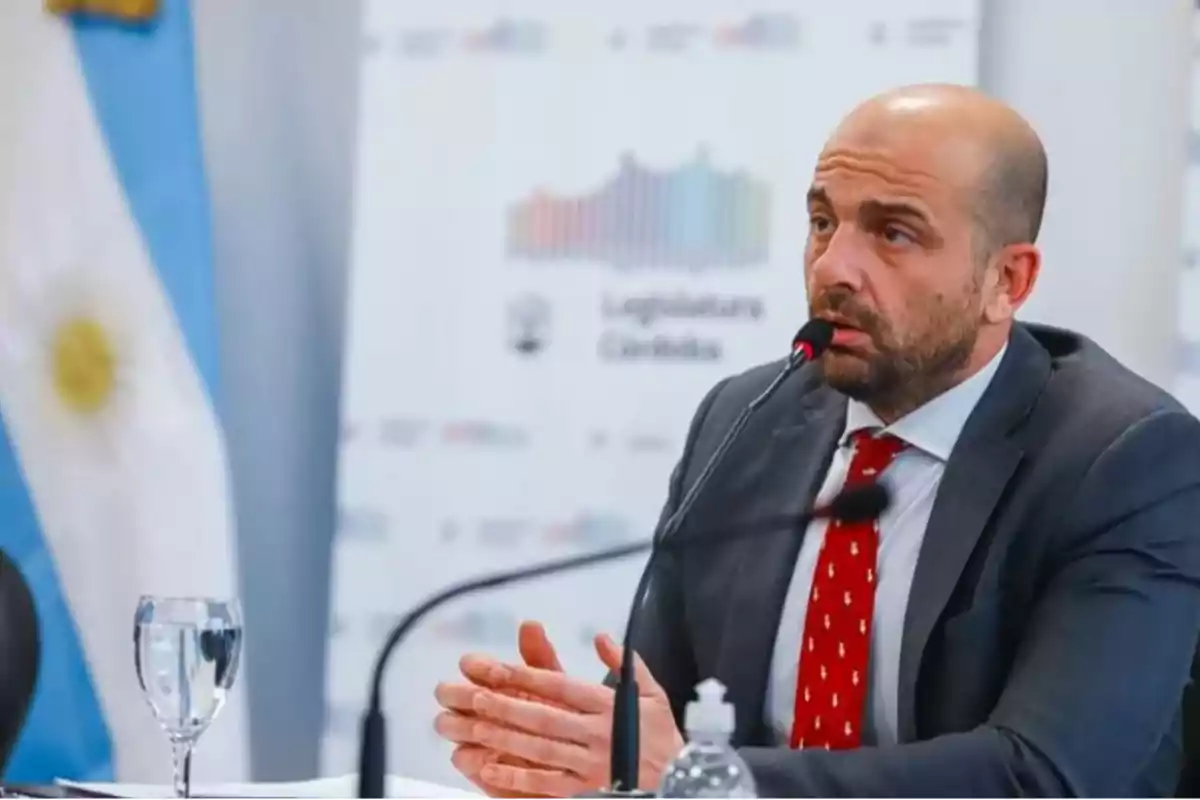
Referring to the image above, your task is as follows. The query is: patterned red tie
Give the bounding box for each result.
[789,429,906,750]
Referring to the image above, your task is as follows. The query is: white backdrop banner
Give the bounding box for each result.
[1176,7,1200,409]
[323,0,982,788]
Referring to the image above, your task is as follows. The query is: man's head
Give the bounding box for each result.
[804,83,1047,420]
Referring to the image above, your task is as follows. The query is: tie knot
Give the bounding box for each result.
[847,429,906,480]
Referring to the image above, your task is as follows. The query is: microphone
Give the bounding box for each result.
[789,318,833,365]
[354,481,887,798]
[606,318,833,795]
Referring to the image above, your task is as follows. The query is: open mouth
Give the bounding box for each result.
[818,318,870,349]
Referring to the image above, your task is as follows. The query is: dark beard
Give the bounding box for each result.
[822,329,977,421]
[811,287,980,421]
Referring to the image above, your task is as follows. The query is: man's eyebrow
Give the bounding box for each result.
[807,186,932,223]
[859,199,932,225]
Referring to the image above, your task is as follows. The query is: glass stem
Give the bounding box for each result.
[171,739,193,798]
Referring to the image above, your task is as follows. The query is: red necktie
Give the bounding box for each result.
[789,429,906,750]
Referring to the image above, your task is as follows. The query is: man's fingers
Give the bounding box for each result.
[435,681,483,714]
[518,620,564,672]
[434,710,481,745]
[450,743,490,776]
[437,709,596,776]
[450,744,542,776]
[460,654,516,690]
[450,746,545,799]
[481,763,590,799]
[594,633,665,699]
[469,718,598,775]
[461,660,612,714]
[437,679,557,714]
[456,655,576,712]
[473,689,599,747]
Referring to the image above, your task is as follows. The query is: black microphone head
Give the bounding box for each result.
[792,318,834,361]
[826,482,890,523]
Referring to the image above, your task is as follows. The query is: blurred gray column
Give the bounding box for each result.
[980,0,1192,386]
[192,0,362,780]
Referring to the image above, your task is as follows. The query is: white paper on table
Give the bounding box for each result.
[55,773,482,798]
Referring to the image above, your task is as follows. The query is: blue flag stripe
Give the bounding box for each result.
[1,409,113,781]
[71,0,222,400]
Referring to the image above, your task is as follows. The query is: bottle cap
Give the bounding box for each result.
[684,677,735,736]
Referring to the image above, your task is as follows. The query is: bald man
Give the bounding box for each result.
[434,84,1200,796]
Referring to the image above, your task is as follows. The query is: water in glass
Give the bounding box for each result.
[134,596,242,798]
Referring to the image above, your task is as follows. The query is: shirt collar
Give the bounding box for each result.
[842,343,1008,461]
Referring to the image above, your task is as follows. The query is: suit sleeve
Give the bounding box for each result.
[606,377,731,726]
[738,409,1200,797]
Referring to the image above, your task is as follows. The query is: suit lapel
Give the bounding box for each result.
[716,384,845,745]
[896,325,1050,741]
[895,437,1021,741]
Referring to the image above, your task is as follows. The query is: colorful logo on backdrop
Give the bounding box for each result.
[438,511,636,549]
[389,18,545,58]
[463,18,545,53]
[378,13,800,60]
[713,13,800,49]
[340,417,532,450]
[506,149,770,270]
[629,14,801,54]
[441,420,528,447]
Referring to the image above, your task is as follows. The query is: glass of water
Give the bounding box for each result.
[134,595,243,798]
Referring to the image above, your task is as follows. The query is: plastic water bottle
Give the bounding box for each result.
[657,678,757,798]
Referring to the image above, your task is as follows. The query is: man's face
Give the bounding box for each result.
[803,117,990,413]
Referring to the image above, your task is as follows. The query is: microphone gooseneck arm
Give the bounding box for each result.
[357,538,661,799]
[609,320,832,793]
[609,357,795,792]
[354,486,883,798]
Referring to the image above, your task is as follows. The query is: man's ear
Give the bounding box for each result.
[984,243,1041,323]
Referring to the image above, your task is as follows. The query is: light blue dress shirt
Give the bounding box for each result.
[765,344,1007,747]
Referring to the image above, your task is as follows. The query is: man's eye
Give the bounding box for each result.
[810,215,833,233]
[882,225,915,245]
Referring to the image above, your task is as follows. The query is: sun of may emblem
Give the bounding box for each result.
[50,316,116,414]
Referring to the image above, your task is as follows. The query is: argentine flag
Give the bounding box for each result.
[0,0,247,784]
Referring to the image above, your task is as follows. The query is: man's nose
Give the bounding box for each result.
[809,226,867,293]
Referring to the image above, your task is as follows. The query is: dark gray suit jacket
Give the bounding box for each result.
[635,322,1200,796]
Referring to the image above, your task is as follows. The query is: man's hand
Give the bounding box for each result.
[436,621,566,797]
[435,626,684,796]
